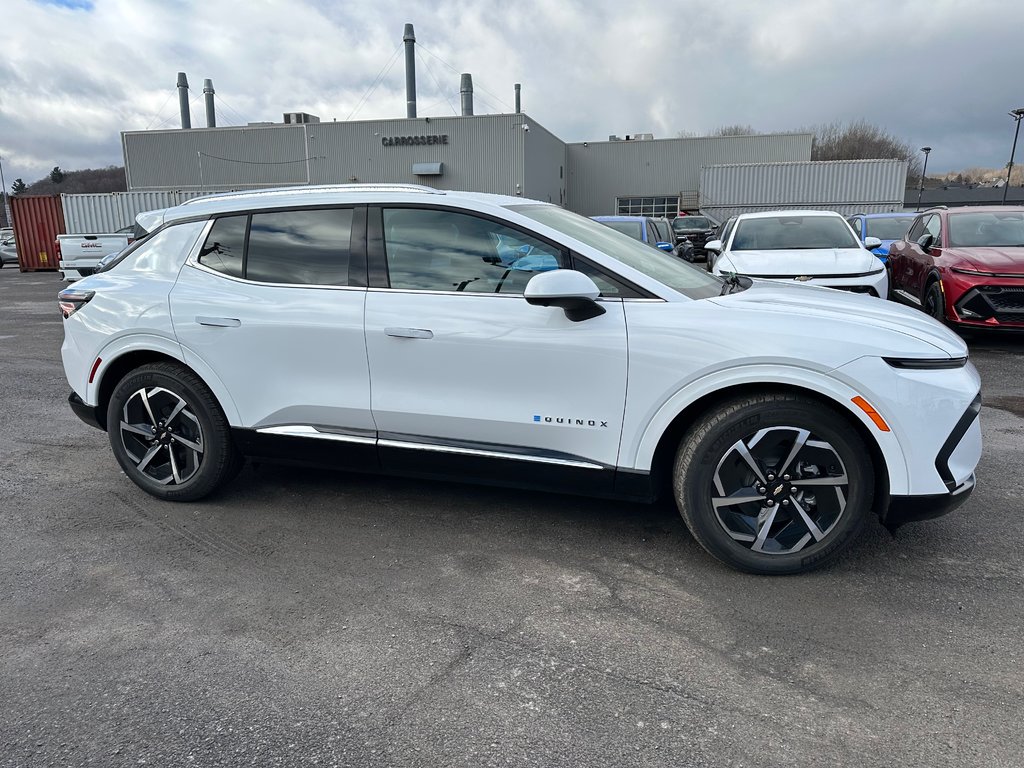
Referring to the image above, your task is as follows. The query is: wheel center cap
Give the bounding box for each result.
[768,481,791,500]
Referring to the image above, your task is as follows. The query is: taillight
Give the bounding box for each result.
[58,287,94,319]
[54,239,62,259]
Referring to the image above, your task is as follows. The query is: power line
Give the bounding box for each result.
[416,49,457,116]
[347,43,403,121]
[145,90,175,130]
[197,151,324,166]
[417,43,514,113]
[216,95,249,125]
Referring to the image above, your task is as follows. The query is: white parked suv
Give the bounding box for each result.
[59,185,981,574]
[706,210,888,297]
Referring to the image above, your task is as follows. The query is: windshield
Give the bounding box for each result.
[865,216,915,240]
[511,205,724,299]
[947,211,1024,247]
[731,215,861,250]
[673,216,712,232]
[597,220,643,240]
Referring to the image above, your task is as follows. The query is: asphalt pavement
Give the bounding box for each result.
[1,269,1022,767]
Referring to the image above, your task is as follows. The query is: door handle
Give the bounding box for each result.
[384,327,433,339]
[196,316,241,327]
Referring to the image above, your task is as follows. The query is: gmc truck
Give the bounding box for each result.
[56,225,134,281]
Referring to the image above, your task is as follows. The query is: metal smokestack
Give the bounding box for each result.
[514,83,521,114]
[203,79,216,128]
[176,72,191,129]
[403,23,417,118]
[460,73,474,116]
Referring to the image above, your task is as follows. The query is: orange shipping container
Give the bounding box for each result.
[11,195,64,272]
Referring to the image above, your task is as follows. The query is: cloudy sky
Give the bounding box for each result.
[2,0,1023,186]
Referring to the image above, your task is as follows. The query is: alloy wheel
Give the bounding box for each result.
[710,426,848,554]
[119,386,205,485]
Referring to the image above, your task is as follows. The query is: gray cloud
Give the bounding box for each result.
[2,0,1022,185]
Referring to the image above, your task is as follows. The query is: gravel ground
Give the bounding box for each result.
[1,269,1022,768]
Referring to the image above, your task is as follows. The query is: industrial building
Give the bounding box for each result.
[118,24,904,221]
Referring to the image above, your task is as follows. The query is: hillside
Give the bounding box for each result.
[22,167,127,195]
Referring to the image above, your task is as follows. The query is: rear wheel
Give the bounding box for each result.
[106,362,242,501]
[673,393,873,575]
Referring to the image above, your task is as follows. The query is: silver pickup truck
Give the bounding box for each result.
[56,225,134,281]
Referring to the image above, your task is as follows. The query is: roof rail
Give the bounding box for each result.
[181,183,444,206]
[922,205,949,212]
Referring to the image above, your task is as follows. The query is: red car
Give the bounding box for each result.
[887,206,1024,330]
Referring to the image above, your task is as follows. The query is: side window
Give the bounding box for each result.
[246,208,353,285]
[198,215,246,277]
[382,208,567,294]
[572,258,645,299]
[652,220,670,243]
[847,217,862,238]
[719,218,736,247]
[923,214,942,244]
[906,216,926,242]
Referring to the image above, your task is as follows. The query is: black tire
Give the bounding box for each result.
[673,393,873,575]
[106,362,242,501]
[924,280,945,322]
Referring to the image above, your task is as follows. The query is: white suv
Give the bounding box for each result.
[59,185,981,574]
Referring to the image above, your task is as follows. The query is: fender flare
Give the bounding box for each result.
[625,364,910,496]
[88,334,241,426]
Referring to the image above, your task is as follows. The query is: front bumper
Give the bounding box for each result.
[884,474,975,531]
[69,391,105,431]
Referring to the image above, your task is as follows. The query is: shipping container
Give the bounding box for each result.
[61,190,232,234]
[699,159,908,223]
[11,195,64,272]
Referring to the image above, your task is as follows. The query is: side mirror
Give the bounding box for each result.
[916,233,935,252]
[655,241,674,252]
[704,239,723,254]
[524,270,606,322]
[863,236,883,250]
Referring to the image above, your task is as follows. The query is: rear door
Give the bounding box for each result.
[169,206,375,463]
[362,205,629,492]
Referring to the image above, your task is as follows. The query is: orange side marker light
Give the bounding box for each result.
[852,396,890,432]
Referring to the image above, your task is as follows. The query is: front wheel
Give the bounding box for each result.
[106,362,242,501]
[673,393,873,574]
[924,281,946,322]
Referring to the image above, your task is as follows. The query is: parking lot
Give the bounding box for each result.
[1,269,1022,767]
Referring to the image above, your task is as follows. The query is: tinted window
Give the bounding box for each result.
[906,216,926,242]
[199,215,246,277]
[246,209,353,285]
[573,259,645,299]
[383,208,567,294]
[923,214,942,243]
[865,216,916,240]
[673,216,712,232]
[847,218,862,238]
[731,215,860,250]
[600,220,644,240]
[947,211,1024,247]
[651,219,671,243]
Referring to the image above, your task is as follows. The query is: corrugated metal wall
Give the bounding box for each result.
[124,114,530,196]
[11,196,64,271]
[699,159,908,219]
[61,191,231,233]
[523,119,567,205]
[565,134,813,217]
[123,124,309,190]
[306,113,526,194]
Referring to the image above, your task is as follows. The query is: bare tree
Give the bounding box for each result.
[711,124,757,137]
[811,120,922,180]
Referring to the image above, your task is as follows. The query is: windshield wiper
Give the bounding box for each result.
[719,272,752,295]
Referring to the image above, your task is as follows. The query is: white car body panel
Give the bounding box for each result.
[364,290,628,467]
[169,263,373,432]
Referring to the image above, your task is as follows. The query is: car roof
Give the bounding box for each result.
[936,205,1024,214]
[735,210,843,220]
[164,184,542,223]
[861,212,917,219]
[591,215,648,222]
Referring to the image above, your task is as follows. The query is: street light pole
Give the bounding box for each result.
[1002,108,1024,205]
[916,146,932,212]
[0,154,12,229]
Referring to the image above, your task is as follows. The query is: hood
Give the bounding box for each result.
[719,248,880,277]
[948,246,1024,274]
[709,280,968,358]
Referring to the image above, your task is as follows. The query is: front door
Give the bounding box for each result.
[363,206,628,493]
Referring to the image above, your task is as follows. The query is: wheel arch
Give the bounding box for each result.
[91,347,239,431]
[639,381,894,520]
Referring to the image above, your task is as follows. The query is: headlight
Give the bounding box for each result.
[883,356,968,370]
